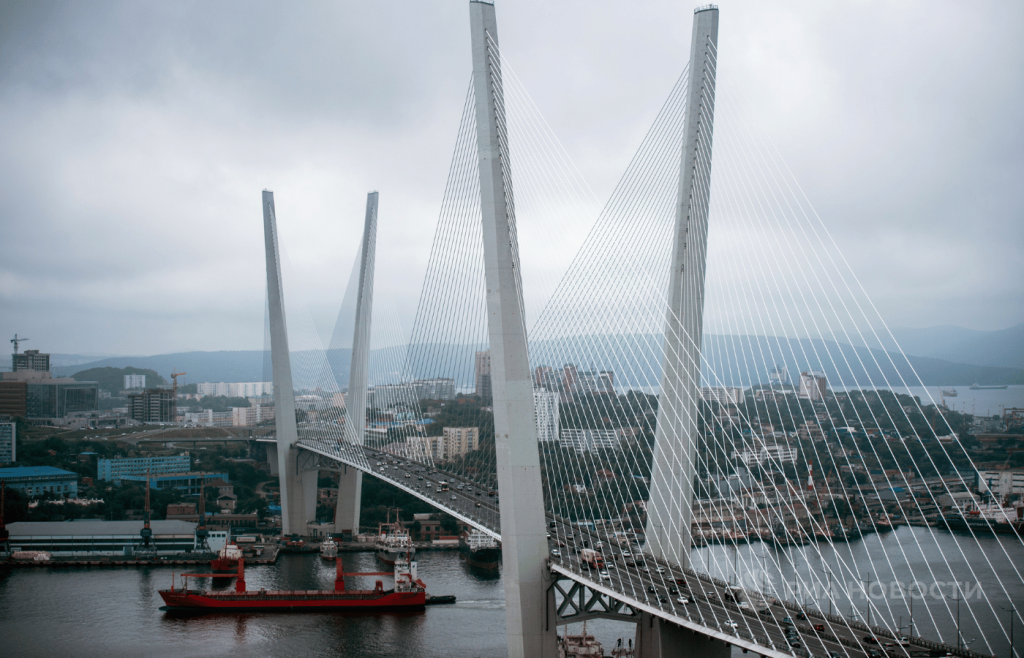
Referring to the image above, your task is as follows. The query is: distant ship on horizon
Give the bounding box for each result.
[969,383,1008,390]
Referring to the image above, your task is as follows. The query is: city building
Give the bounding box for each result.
[127,388,176,423]
[124,374,146,389]
[700,387,743,405]
[98,455,191,482]
[977,468,1024,497]
[1,352,99,422]
[118,471,230,494]
[442,427,480,458]
[410,427,480,461]
[412,378,456,401]
[6,520,199,556]
[561,364,579,394]
[26,379,99,420]
[0,465,78,498]
[12,349,50,372]
[230,404,275,427]
[0,420,14,463]
[534,365,558,391]
[798,421,825,442]
[182,409,233,427]
[734,442,798,467]
[366,383,417,410]
[0,382,27,417]
[769,365,789,387]
[534,389,560,442]
[474,351,491,398]
[798,371,828,401]
[559,428,619,453]
[573,370,615,396]
[196,382,273,398]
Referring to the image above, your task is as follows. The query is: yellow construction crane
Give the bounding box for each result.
[171,370,186,397]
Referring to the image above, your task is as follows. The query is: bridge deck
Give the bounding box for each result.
[282,438,983,658]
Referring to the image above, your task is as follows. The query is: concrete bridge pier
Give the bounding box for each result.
[635,613,731,658]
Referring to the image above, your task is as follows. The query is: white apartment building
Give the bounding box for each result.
[700,387,744,405]
[411,427,480,461]
[798,371,828,401]
[534,389,560,442]
[442,427,479,458]
[734,441,798,467]
[124,374,146,390]
[196,382,273,398]
[231,405,276,427]
[560,428,619,453]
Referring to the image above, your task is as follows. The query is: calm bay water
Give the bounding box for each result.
[1,530,1021,657]
[894,386,1024,417]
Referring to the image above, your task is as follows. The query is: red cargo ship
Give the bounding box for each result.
[159,555,426,611]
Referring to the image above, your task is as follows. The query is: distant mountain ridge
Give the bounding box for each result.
[56,334,1024,391]
[854,323,1024,369]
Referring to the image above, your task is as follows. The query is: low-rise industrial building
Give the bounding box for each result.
[98,454,191,482]
[0,465,78,498]
[6,519,199,556]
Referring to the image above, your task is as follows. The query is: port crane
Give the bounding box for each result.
[1,479,10,555]
[195,479,210,552]
[137,470,157,558]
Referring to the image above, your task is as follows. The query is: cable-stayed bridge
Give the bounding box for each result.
[253,3,1023,658]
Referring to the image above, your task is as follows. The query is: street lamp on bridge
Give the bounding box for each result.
[857,574,876,628]
[1001,603,1018,658]
[896,581,917,638]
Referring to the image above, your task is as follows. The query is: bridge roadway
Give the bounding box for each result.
[286,439,976,658]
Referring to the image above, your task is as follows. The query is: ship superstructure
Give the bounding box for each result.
[374,516,414,565]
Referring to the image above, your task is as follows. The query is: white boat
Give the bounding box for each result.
[375,519,415,565]
[320,538,338,560]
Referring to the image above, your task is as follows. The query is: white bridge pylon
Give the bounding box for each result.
[261,2,1020,658]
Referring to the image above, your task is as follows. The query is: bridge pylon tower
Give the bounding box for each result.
[468,1,556,656]
[333,191,378,536]
[263,190,317,536]
[645,4,719,571]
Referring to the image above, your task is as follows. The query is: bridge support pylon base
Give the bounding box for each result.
[333,465,362,536]
[635,612,731,658]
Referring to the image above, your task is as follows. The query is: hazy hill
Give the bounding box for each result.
[55,334,1024,391]
[858,323,1024,369]
[71,366,168,392]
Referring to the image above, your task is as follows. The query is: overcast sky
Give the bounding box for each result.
[1,0,1021,357]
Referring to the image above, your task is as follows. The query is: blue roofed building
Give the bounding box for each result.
[0,465,78,498]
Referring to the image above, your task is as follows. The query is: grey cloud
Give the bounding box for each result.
[1,0,1022,356]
